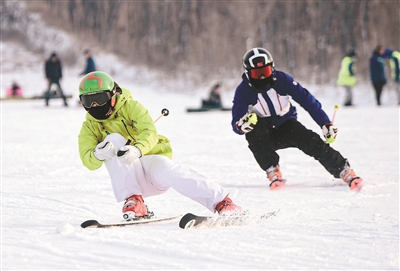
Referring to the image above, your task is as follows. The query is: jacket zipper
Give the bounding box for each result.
[121,119,135,142]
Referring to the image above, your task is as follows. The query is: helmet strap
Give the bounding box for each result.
[249,75,274,90]
[111,95,116,107]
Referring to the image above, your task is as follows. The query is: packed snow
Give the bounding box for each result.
[1,39,399,270]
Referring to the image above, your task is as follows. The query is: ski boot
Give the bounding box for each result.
[340,161,364,192]
[266,164,286,190]
[215,196,243,215]
[122,195,154,221]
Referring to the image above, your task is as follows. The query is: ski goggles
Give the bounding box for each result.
[248,65,273,79]
[80,91,112,108]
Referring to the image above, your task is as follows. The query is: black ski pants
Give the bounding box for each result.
[45,79,68,106]
[372,81,386,106]
[245,119,347,178]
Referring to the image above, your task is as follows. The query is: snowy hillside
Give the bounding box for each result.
[2,48,399,269]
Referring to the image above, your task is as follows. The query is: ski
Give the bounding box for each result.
[81,215,181,228]
[179,209,279,229]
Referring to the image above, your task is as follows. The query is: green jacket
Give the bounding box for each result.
[78,88,173,170]
[337,56,356,87]
[389,51,400,82]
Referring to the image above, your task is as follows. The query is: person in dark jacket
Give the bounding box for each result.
[231,47,363,191]
[44,52,68,106]
[79,49,96,76]
[369,45,387,106]
[202,83,222,107]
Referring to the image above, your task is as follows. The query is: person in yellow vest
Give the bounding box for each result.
[337,50,356,106]
[382,49,400,105]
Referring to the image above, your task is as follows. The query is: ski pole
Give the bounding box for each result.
[325,104,340,144]
[331,104,340,123]
[117,108,170,156]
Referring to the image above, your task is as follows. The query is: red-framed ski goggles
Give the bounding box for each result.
[248,65,273,79]
[80,90,112,108]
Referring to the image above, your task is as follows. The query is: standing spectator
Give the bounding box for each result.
[337,50,356,106]
[44,52,68,107]
[382,48,400,105]
[369,45,387,106]
[80,49,96,76]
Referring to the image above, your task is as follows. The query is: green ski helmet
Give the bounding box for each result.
[79,71,115,96]
[78,71,118,119]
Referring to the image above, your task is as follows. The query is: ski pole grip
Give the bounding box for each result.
[154,108,170,123]
[161,108,169,116]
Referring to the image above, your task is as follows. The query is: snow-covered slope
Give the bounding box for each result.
[2,60,399,269]
[1,5,399,265]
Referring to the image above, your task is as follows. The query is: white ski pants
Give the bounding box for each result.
[103,133,228,212]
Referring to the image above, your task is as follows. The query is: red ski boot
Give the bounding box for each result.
[215,196,242,215]
[340,162,364,192]
[122,195,148,220]
[266,164,286,190]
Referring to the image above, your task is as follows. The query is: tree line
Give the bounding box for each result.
[4,0,400,87]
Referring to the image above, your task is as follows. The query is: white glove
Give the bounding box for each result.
[117,145,142,164]
[236,113,258,133]
[93,141,115,161]
[322,122,338,144]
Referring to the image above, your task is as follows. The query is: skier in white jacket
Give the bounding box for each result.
[231,48,364,191]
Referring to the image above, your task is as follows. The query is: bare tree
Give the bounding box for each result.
[9,0,399,86]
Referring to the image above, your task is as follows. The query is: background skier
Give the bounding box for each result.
[79,49,96,76]
[369,45,387,106]
[382,48,400,105]
[337,50,357,106]
[44,52,68,107]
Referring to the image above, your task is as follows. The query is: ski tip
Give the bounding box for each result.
[179,213,198,229]
[81,220,101,228]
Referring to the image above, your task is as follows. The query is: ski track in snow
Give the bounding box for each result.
[1,44,399,270]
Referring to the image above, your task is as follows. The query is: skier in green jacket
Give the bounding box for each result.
[77,71,241,220]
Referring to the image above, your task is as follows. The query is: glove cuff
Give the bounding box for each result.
[133,146,142,158]
[93,150,104,161]
[235,122,246,134]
